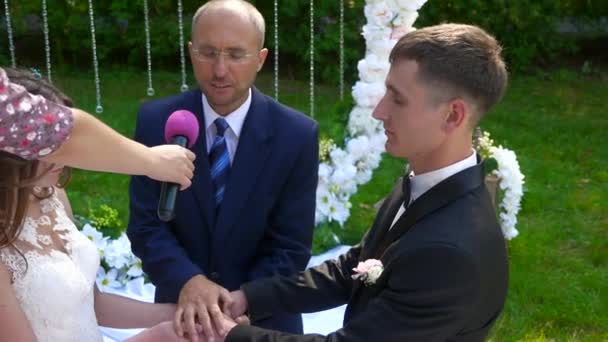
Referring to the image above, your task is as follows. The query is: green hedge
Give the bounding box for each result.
[415,0,605,70]
[1,0,365,85]
[1,1,606,81]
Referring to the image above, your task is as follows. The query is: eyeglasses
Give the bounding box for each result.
[191,47,255,64]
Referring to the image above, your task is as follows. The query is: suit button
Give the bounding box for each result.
[210,272,220,281]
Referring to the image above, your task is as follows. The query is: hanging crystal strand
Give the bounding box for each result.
[309,0,315,118]
[41,0,52,82]
[273,0,279,100]
[143,0,154,96]
[87,0,103,113]
[339,0,344,100]
[177,0,188,92]
[3,0,16,67]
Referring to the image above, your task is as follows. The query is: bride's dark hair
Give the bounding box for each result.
[0,68,73,249]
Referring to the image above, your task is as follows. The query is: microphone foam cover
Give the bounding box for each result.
[164,110,200,148]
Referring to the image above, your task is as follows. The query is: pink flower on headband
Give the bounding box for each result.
[352,259,384,286]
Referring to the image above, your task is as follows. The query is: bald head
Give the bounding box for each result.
[192,0,266,48]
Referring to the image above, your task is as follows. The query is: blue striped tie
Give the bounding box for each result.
[209,118,230,213]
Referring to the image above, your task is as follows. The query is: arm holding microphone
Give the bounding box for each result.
[46,108,196,190]
[0,67,194,189]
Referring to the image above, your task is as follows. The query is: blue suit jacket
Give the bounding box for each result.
[127,88,319,333]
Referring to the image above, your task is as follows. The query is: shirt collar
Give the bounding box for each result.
[202,88,251,137]
[409,150,477,203]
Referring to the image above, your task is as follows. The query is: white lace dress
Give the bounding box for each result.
[0,191,103,342]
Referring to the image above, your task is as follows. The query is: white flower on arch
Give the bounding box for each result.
[315,0,524,241]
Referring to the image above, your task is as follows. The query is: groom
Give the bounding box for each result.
[199,23,510,342]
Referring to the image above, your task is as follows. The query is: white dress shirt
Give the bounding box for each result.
[390,151,478,229]
[202,89,251,164]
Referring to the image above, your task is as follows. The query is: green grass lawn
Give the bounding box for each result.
[54,66,607,340]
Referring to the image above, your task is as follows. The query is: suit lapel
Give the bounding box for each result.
[351,179,405,298]
[212,89,273,249]
[376,157,485,256]
[359,179,405,261]
[185,89,216,230]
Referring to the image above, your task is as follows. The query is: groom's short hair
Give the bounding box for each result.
[390,23,508,125]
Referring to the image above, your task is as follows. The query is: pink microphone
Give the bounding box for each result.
[164,109,200,147]
[158,110,200,222]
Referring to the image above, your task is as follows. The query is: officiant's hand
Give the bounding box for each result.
[175,275,234,342]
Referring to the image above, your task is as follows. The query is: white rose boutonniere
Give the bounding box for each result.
[352,259,384,286]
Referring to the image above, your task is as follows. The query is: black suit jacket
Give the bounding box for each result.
[228,159,508,341]
[127,88,319,333]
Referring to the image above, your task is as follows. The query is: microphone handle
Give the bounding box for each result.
[158,135,189,222]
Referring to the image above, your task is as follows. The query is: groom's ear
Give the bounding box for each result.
[442,98,468,133]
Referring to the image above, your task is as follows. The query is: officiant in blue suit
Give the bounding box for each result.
[127,0,318,340]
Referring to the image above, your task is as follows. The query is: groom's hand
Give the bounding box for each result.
[216,314,250,342]
[125,321,201,342]
[196,314,250,342]
[175,275,233,342]
[226,290,248,319]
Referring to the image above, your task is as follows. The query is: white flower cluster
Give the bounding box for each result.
[81,224,144,291]
[316,0,427,227]
[316,135,385,226]
[489,146,525,240]
[475,130,495,160]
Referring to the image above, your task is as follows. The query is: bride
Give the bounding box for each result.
[0,69,196,341]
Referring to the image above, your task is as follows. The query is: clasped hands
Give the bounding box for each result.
[174,275,249,342]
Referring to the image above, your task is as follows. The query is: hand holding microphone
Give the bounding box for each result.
[145,145,196,190]
[158,110,200,222]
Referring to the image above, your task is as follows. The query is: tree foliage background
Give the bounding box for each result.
[1,0,606,83]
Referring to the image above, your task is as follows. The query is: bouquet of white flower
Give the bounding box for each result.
[80,223,145,290]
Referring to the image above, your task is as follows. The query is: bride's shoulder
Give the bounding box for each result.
[0,253,14,285]
[0,245,27,284]
[0,254,38,341]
